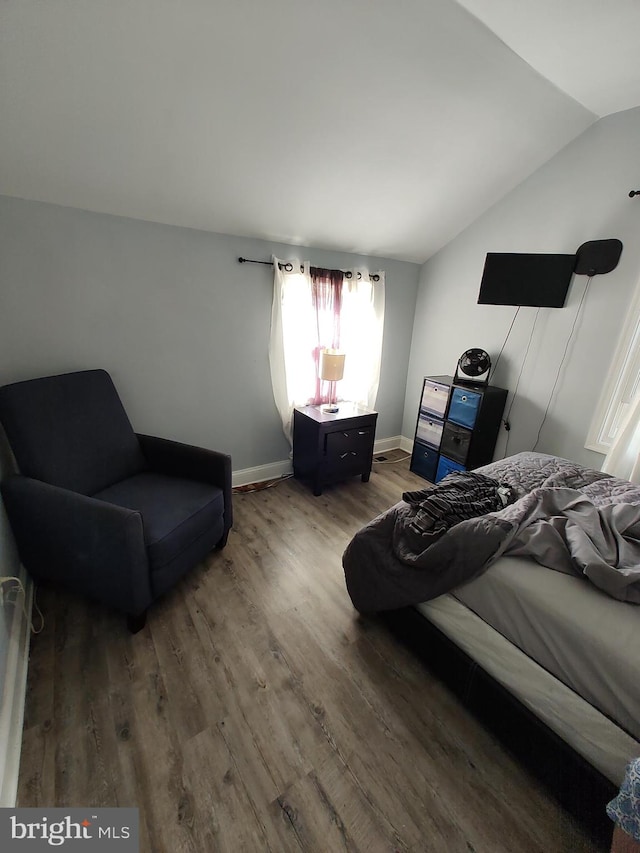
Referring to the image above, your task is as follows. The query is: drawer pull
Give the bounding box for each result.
[340,451,358,459]
[357,430,368,435]
[461,395,467,402]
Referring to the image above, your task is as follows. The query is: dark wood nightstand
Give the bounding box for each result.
[293,403,378,496]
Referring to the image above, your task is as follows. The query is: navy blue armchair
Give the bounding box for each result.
[0,369,232,631]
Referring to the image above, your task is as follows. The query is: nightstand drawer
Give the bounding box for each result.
[326,425,375,458]
[326,450,367,478]
[440,421,472,464]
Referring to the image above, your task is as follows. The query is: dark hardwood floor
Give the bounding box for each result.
[17,452,604,852]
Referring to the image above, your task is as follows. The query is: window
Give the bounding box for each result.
[586,281,640,453]
[269,258,385,444]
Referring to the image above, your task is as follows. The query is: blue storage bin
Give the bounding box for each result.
[448,387,481,429]
[435,455,466,483]
[411,442,439,482]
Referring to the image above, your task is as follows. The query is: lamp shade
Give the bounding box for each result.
[319,350,345,382]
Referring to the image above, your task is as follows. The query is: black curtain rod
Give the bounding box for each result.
[238,256,296,272]
[237,257,381,281]
[630,190,640,197]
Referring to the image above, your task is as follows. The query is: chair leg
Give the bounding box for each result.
[127,610,147,634]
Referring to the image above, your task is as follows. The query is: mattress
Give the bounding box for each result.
[453,555,640,741]
[417,555,640,785]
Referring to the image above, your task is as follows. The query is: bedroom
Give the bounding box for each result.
[1,1,640,851]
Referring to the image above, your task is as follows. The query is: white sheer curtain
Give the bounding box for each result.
[601,392,640,483]
[268,256,385,445]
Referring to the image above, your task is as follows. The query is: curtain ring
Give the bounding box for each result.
[283,262,293,272]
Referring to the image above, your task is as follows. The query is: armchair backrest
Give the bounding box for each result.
[0,369,146,495]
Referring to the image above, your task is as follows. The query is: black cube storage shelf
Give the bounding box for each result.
[410,375,507,484]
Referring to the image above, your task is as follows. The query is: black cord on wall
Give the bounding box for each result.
[532,277,592,451]
[503,308,541,458]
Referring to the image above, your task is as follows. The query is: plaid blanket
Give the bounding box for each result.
[394,471,513,563]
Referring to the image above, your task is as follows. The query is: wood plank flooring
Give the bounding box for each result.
[17,452,604,852]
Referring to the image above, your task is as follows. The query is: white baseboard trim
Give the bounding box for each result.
[232,459,293,488]
[0,566,33,807]
[232,436,414,487]
[373,435,402,455]
[397,435,414,454]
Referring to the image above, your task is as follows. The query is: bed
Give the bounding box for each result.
[342,452,640,842]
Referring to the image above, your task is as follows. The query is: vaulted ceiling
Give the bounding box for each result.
[1,1,639,263]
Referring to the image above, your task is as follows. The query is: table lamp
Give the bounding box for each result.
[319,349,346,413]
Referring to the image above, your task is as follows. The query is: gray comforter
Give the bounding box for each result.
[342,452,640,613]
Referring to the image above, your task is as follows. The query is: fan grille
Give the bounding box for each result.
[458,348,490,378]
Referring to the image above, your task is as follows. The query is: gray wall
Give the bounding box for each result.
[403,106,640,468]
[0,196,420,471]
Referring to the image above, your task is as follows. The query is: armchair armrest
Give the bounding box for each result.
[0,475,151,617]
[137,434,233,531]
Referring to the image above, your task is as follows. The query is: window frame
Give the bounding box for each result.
[586,280,640,454]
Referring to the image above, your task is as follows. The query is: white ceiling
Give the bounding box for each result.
[456,0,640,117]
[0,0,638,264]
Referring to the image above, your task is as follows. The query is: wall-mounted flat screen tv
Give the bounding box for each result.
[478,252,576,308]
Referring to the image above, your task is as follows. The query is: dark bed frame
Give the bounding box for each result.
[380,606,617,851]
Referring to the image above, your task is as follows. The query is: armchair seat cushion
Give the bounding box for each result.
[94,472,224,574]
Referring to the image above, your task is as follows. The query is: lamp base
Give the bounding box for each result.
[322,404,340,413]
